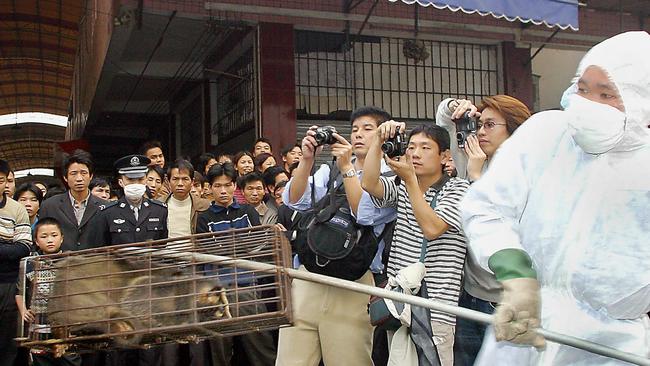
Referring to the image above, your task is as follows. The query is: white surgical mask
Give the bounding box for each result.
[566,95,626,154]
[560,84,576,110]
[123,183,146,201]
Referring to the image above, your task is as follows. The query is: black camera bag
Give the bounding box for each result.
[292,162,390,281]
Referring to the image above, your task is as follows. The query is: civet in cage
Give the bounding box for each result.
[17,225,293,354]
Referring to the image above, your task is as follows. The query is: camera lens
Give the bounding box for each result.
[314,126,337,146]
[381,141,395,154]
[315,132,327,145]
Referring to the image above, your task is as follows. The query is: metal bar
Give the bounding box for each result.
[128,247,650,366]
[146,26,211,113]
[16,257,28,339]
[428,39,435,118]
[356,0,379,38]
[314,34,320,114]
[524,28,560,66]
[122,10,177,113]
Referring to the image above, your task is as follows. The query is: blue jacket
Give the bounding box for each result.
[195,200,261,285]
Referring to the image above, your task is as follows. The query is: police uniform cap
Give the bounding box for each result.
[114,154,151,178]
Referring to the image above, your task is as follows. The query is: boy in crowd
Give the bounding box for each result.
[191,171,206,200]
[280,144,302,172]
[196,163,276,366]
[89,177,112,201]
[141,140,166,169]
[239,172,278,225]
[252,137,273,157]
[16,217,81,366]
[361,122,469,366]
[141,140,170,197]
[4,170,16,196]
[262,166,288,200]
[0,159,32,366]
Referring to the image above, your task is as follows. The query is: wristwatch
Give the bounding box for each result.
[342,169,356,178]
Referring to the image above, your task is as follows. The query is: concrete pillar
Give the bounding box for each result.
[258,22,297,155]
[502,41,533,110]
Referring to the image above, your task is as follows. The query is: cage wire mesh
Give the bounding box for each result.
[17,225,293,353]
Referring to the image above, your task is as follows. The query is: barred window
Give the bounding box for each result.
[214,48,256,142]
[295,31,501,120]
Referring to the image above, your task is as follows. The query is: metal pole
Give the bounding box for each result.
[123,247,650,366]
[16,257,29,339]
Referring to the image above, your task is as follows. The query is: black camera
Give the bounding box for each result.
[381,126,408,158]
[454,111,477,148]
[313,125,338,146]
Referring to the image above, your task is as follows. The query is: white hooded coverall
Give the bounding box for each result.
[461,31,650,365]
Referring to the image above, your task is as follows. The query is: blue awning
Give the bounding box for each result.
[390,0,579,30]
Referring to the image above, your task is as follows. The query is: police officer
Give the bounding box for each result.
[90,155,168,366]
[94,154,168,245]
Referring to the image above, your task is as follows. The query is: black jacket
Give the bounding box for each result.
[39,191,107,251]
[90,196,168,246]
[196,201,260,234]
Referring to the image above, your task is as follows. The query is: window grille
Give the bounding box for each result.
[214,48,257,142]
[295,31,501,120]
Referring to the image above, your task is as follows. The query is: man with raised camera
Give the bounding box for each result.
[276,106,396,366]
[361,122,469,366]
[435,95,530,365]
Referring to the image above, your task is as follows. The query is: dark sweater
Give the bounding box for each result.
[196,200,261,234]
[195,200,261,285]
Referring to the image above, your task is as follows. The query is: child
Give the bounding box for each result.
[15,217,81,366]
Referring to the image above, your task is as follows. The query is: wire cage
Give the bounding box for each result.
[16,225,293,353]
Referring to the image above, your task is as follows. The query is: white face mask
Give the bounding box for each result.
[123,183,146,201]
[566,95,626,154]
[560,84,576,110]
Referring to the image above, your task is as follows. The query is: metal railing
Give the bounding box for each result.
[175,245,650,366]
[17,227,650,365]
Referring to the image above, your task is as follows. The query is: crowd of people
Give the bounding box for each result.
[0,31,648,366]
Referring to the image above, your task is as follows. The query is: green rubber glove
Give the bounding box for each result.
[489,249,546,349]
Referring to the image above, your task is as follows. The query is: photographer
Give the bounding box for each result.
[436,95,530,182]
[361,122,469,366]
[435,95,530,365]
[277,106,396,366]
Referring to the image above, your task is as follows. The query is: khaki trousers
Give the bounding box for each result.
[276,267,375,366]
[431,322,455,366]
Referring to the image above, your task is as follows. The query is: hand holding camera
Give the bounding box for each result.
[313,126,338,146]
[381,126,408,158]
[303,125,353,168]
[450,99,480,149]
[302,125,336,159]
[377,120,406,143]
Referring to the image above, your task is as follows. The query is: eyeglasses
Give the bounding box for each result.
[477,121,507,130]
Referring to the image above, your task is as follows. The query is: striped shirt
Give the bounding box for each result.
[371,176,469,325]
[0,195,33,283]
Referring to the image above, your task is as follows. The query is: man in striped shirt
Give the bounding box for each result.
[0,159,32,366]
[361,122,469,366]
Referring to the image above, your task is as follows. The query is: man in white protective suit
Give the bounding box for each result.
[460,31,650,365]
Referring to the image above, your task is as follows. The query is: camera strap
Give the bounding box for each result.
[309,157,338,211]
